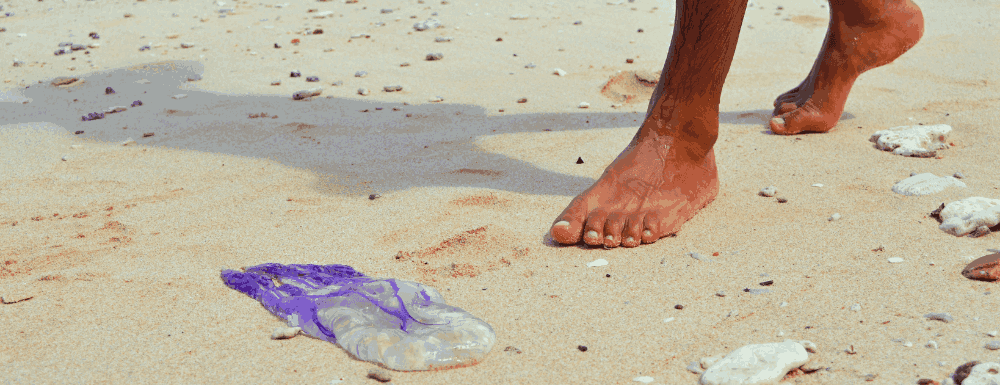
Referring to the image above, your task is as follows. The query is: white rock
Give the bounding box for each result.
[121,138,136,146]
[938,197,1000,236]
[172,94,187,99]
[758,186,776,197]
[312,11,335,18]
[578,102,590,109]
[811,183,823,187]
[586,259,608,267]
[962,362,1000,385]
[888,257,904,263]
[553,68,567,76]
[869,124,952,157]
[892,173,966,196]
[510,14,529,20]
[699,340,810,385]
[271,326,302,339]
[828,213,841,221]
[633,376,654,384]
[413,19,441,31]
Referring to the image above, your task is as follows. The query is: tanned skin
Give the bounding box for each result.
[550,0,925,248]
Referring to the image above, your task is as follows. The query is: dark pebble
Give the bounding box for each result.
[626,58,634,64]
[89,32,100,39]
[142,133,154,138]
[81,112,105,121]
[637,28,644,32]
[578,345,588,352]
[675,304,683,309]
[290,71,301,77]
[312,28,323,34]
[367,368,391,382]
[139,45,150,51]
[426,52,444,61]
[274,43,281,48]
[369,194,381,200]
[576,157,584,164]
[306,76,319,82]
[131,100,143,107]
[496,37,503,42]
[517,98,527,103]
[105,87,115,95]
[776,197,788,203]
[71,43,85,51]
[383,85,403,92]
[74,131,84,135]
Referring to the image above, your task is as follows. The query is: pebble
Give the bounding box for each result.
[306,76,319,82]
[434,36,453,42]
[330,80,343,86]
[354,71,367,78]
[892,173,966,196]
[290,71,301,78]
[426,52,444,61]
[357,88,370,96]
[525,63,536,69]
[383,85,403,92]
[632,376,653,384]
[131,100,143,107]
[121,138,137,146]
[104,106,127,114]
[887,257,904,263]
[828,213,841,221]
[688,252,713,262]
[380,8,393,14]
[369,194,381,200]
[699,340,812,385]
[758,186,777,197]
[961,253,1000,282]
[413,18,441,31]
[350,33,370,39]
[367,368,392,382]
[510,14,530,20]
[924,312,954,323]
[105,87,116,94]
[292,88,322,100]
[954,171,965,179]
[180,42,195,48]
[400,62,410,67]
[587,259,608,267]
[553,68,567,76]
[81,112,105,121]
[850,303,862,311]
[986,341,1000,350]
[271,80,281,86]
[578,102,590,109]
[271,326,301,339]
[429,96,444,102]
[172,94,187,99]
[811,183,823,187]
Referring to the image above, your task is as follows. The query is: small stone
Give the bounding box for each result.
[358,88,370,96]
[413,19,441,31]
[869,124,952,157]
[290,71,301,77]
[130,100,143,107]
[553,68,567,76]
[271,326,301,339]
[578,102,590,109]
[626,58,634,64]
[576,157,584,164]
[586,259,608,267]
[961,253,1000,282]
[887,257,904,263]
[430,96,444,102]
[525,62,536,69]
[383,85,403,92]
[292,87,323,100]
[380,8,393,14]
[938,197,1000,237]
[180,42,195,48]
[400,62,410,67]
[829,213,841,221]
[305,76,319,82]
[776,197,788,203]
[121,138,137,146]
[271,80,281,86]
[573,20,582,25]
[367,368,392,382]
[517,98,527,103]
[849,303,862,311]
[426,52,444,61]
[350,33,370,39]
[926,340,938,349]
[369,194,381,200]
[172,94,187,99]
[330,80,343,86]
[924,312,954,323]
[577,345,588,352]
[811,183,824,187]
[354,71,367,78]
[105,87,116,95]
[510,14,529,20]
[104,106,127,114]
[954,171,965,179]
[759,186,777,197]
[985,341,1000,350]
[434,36,453,42]
[988,331,998,337]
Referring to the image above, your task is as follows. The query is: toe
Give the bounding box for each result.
[550,196,590,244]
[769,116,792,135]
[583,210,609,246]
[602,213,627,248]
[641,212,662,244]
[622,212,645,248]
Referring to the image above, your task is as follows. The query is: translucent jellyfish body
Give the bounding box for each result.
[220,263,496,371]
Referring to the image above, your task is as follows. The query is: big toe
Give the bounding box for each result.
[769,116,794,135]
[550,220,583,244]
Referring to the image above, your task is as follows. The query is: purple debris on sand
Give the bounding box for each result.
[105,87,115,94]
[220,263,496,371]
[81,112,105,121]
[131,100,143,107]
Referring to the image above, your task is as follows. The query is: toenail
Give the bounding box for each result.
[555,220,570,228]
[643,230,652,237]
[605,235,613,241]
[586,230,598,239]
[626,237,635,244]
[772,117,785,125]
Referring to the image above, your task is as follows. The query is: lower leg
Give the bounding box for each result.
[550,0,747,248]
[770,0,924,134]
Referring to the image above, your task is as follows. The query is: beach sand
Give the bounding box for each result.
[2,0,999,383]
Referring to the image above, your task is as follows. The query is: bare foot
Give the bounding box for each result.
[770,0,924,134]
[550,127,719,248]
